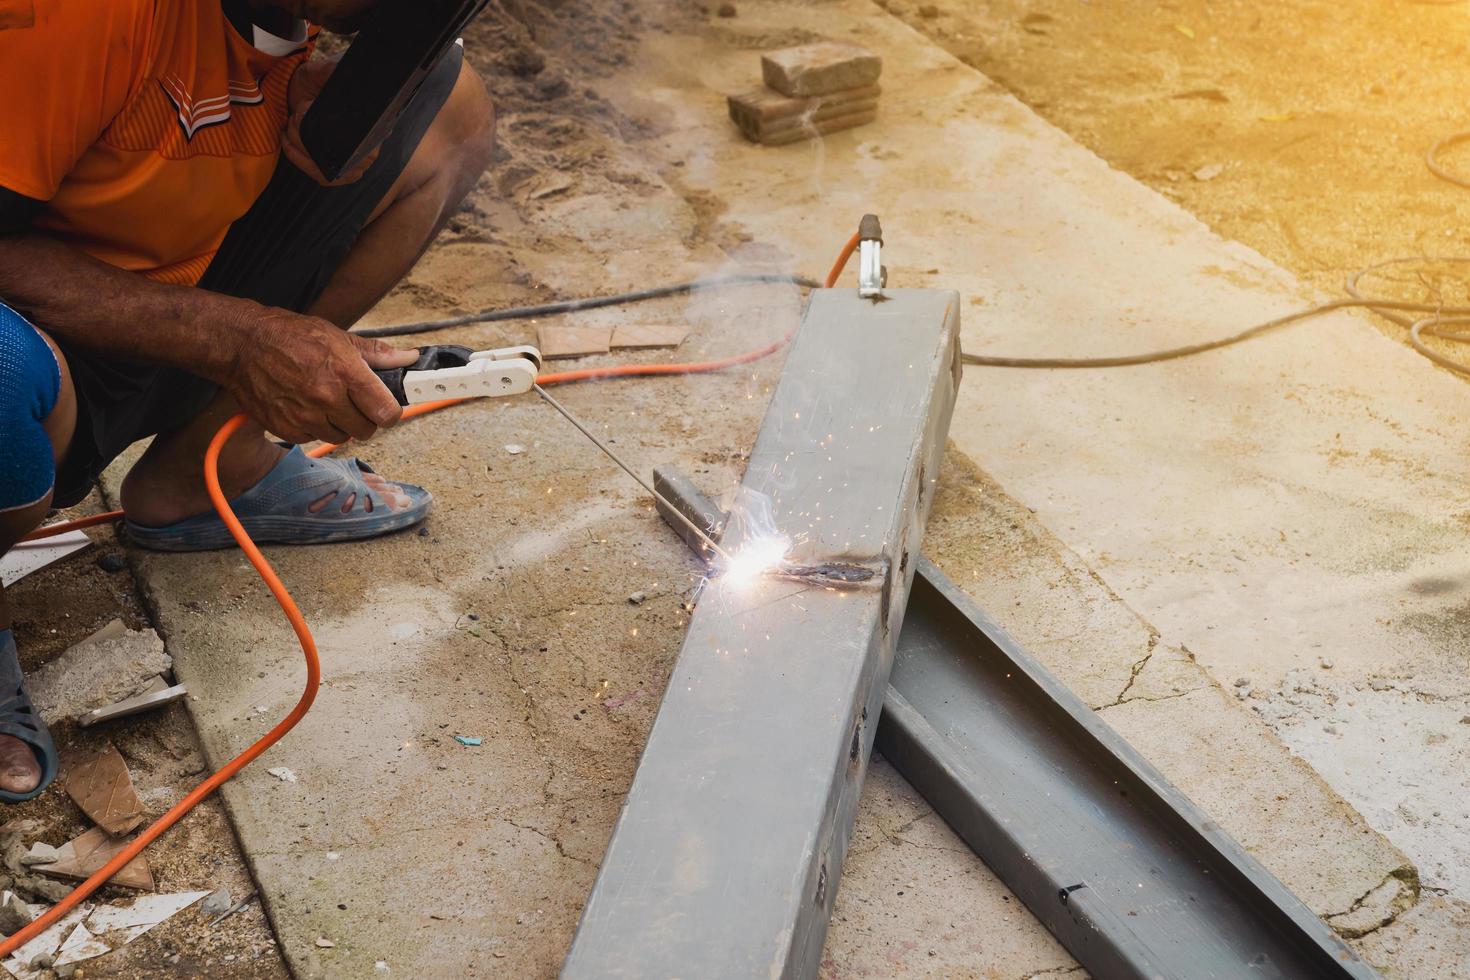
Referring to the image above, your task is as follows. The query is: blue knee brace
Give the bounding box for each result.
[0,302,60,513]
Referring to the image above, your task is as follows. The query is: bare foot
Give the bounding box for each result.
[0,735,40,796]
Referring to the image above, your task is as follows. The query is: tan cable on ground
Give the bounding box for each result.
[963,258,1470,378]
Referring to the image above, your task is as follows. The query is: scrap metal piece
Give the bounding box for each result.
[652,473,1379,979]
[882,562,1379,979]
[564,288,961,979]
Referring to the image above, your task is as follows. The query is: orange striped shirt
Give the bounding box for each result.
[0,0,315,284]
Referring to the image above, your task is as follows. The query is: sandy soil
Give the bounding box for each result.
[6,502,287,978]
[883,0,1470,348]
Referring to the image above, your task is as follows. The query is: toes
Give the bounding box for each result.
[0,737,41,794]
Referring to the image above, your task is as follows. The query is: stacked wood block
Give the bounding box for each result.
[728,42,881,146]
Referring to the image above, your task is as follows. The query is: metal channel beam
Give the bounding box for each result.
[888,562,1377,979]
[563,289,961,979]
[651,477,1378,979]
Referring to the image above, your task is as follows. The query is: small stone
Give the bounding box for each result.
[200,887,233,918]
[20,842,57,866]
[57,963,79,978]
[1319,658,1334,670]
[417,527,430,537]
[504,444,526,455]
[1233,677,1250,687]
[375,963,390,972]
[96,553,126,573]
[717,2,736,15]
[1369,679,1393,692]
[1193,163,1224,181]
[266,767,298,783]
[29,954,54,971]
[315,938,336,949]
[627,592,647,605]
[326,852,341,861]
[0,893,32,936]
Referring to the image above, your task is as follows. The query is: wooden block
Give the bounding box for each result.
[36,827,154,891]
[537,325,612,358]
[63,744,145,836]
[727,84,881,127]
[758,108,878,146]
[610,324,690,349]
[761,42,882,97]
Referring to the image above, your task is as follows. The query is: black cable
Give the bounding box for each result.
[353,272,821,338]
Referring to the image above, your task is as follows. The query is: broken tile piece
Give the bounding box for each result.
[609,324,690,350]
[37,828,153,892]
[86,891,209,944]
[537,325,612,359]
[77,679,187,728]
[52,923,109,969]
[63,745,144,836]
[761,42,882,97]
[2,902,91,980]
[29,624,170,723]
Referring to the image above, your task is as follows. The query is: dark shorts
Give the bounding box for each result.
[51,45,462,509]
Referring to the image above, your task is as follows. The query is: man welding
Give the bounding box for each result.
[0,0,495,799]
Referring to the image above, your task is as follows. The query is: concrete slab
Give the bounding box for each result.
[603,0,1470,918]
[103,1,1458,976]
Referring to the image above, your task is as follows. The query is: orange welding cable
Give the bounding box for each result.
[0,413,320,956]
[0,232,862,953]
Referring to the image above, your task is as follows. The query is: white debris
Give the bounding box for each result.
[86,891,210,945]
[316,937,336,948]
[1193,162,1224,181]
[266,767,298,784]
[504,444,526,455]
[53,923,108,968]
[1,903,92,980]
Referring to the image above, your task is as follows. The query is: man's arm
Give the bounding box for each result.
[0,226,414,445]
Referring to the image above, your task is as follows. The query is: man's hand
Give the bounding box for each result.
[226,308,417,445]
[281,57,381,186]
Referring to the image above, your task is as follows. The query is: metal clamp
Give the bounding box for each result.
[376,344,542,406]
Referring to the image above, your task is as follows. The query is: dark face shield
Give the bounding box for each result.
[298,0,490,181]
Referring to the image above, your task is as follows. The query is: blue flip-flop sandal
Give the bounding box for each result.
[0,629,58,803]
[125,446,433,552]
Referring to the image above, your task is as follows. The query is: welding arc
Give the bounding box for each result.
[533,384,732,563]
[0,236,863,957]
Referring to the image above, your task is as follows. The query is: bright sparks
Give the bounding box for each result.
[718,534,791,589]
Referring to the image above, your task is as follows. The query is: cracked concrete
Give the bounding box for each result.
[96,0,1468,974]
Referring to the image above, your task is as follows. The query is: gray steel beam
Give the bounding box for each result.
[650,476,1379,979]
[563,289,961,979]
[888,562,1378,980]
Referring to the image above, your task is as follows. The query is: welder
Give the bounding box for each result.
[0,0,496,799]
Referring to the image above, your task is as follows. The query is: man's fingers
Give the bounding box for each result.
[326,405,379,444]
[346,369,404,429]
[350,335,418,369]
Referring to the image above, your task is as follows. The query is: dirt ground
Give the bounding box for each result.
[884,0,1470,335]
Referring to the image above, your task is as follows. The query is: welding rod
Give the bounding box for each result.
[533,384,733,564]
